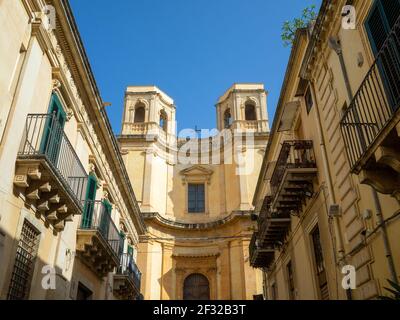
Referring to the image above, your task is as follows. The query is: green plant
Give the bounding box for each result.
[281,5,317,47]
[379,280,400,300]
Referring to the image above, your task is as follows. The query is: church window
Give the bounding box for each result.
[188,183,205,213]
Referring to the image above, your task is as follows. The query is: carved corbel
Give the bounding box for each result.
[359,169,400,195]
[375,146,400,173]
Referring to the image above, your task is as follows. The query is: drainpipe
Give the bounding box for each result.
[329,36,398,285]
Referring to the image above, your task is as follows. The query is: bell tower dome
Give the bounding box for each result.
[216,83,270,133]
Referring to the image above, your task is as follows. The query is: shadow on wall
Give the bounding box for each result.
[0,214,101,301]
[158,266,174,300]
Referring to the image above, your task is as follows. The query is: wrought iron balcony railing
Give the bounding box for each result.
[118,253,142,292]
[18,114,87,207]
[249,232,275,269]
[80,200,122,258]
[340,16,400,172]
[249,232,258,263]
[270,140,316,200]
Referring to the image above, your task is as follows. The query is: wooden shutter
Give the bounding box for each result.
[366,0,400,54]
[40,94,67,161]
[81,174,97,228]
[380,0,400,29]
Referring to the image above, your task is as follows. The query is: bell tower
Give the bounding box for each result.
[216,83,269,133]
[121,86,176,138]
[119,86,176,214]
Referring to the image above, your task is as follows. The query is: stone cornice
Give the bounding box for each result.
[142,211,252,231]
[300,0,334,79]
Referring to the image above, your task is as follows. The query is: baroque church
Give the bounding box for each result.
[118,84,269,300]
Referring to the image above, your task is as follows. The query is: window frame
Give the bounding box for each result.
[187,183,206,214]
[304,86,314,114]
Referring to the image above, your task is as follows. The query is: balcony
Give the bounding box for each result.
[120,122,171,144]
[258,196,291,247]
[113,253,142,300]
[249,232,275,269]
[14,114,87,232]
[270,141,317,215]
[76,200,122,278]
[340,16,400,198]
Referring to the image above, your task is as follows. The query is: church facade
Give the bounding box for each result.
[118,84,269,300]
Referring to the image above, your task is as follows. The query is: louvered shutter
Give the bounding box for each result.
[366,0,400,54]
[380,0,400,29]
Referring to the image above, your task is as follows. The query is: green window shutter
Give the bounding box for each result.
[365,0,400,110]
[366,0,400,55]
[380,0,400,30]
[40,93,67,161]
[99,199,112,238]
[128,245,134,257]
[81,174,97,228]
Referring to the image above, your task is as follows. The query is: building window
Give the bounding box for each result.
[271,282,278,300]
[311,226,329,300]
[188,183,205,213]
[365,0,400,111]
[76,282,93,300]
[245,102,257,121]
[286,261,296,300]
[134,104,145,123]
[304,86,313,114]
[366,0,400,55]
[224,109,233,128]
[7,220,40,300]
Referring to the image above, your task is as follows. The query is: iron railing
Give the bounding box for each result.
[118,253,142,291]
[270,140,316,198]
[340,16,400,171]
[18,114,87,206]
[80,200,122,257]
[249,232,259,263]
[258,208,290,234]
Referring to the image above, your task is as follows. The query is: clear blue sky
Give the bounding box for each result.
[69,0,321,134]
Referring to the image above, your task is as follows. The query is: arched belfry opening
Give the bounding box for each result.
[134,103,146,123]
[245,101,257,121]
[224,108,233,128]
[160,109,168,131]
[183,273,210,300]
